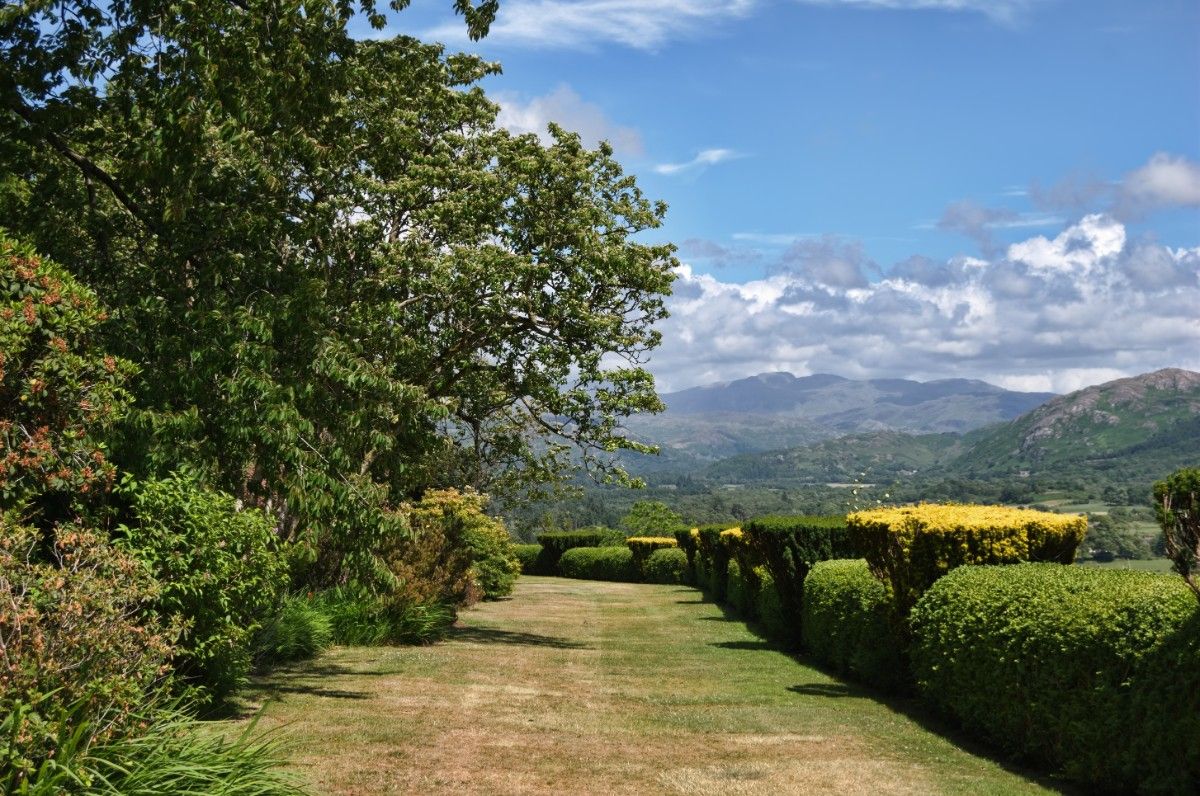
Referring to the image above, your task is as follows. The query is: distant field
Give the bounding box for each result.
[1080,558,1175,573]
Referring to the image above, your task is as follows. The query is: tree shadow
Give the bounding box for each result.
[787,682,863,699]
[675,599,706,604]
[449,625,592,649]
[712,640,775,651]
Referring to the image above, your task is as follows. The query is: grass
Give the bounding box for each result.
[228,577,1064,795]
[1080,557,1175,572]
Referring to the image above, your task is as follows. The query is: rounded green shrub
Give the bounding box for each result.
[909,563,1200,793]
[643,547,688,584]
[118,474,289,704]
[536,528,625,571]
[513,544,546,574]
[801,559,906,692]
[754,568,796,647]
[557,546,638,582]
[726,559,759,619]
[743,515,852,626]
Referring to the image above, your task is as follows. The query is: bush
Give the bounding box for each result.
[909,564,1200,793]
[626,536,678,577]
[513,544,546,574]
[743,515,852,624]
[314,586,454,646]
[0,523,175,791]
[1154,467,1200,600]
[673,528,700,584]
[253,595,333,665]
[118,474,289,704]
[557,546,638,582]
[536,528,625,571]
[694,523,738,600]
[801,560,906,692]
[848,504,1086,611]
[643,547,688,584]
[753,569,795,646]
[0,234,135,525]
[402,489,513,607]
[725,559,759,619]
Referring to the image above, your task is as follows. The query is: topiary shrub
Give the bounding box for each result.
[253,594,334,665]
[1154,467,1200,601]
[801,559,906,692]
[909,564,1200,793]
[725,559,759,619]
[118,473,289,704]
[557,546,638,582]
[694,523,738,600]
[0,522,175,790]
[535,528,625,571]
[848,504,1087,612]
[742,515,852,626]
[643,547,688,584]
[513,543,546,574]
[753,568,795,647]
[627,535,678,577]
[673,528,700,584]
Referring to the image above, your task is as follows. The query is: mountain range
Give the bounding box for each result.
[624,368,1200,486]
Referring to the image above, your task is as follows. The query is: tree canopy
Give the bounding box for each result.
[2,0,676,583]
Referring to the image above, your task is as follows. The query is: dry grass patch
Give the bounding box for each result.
[228,577,1061,795]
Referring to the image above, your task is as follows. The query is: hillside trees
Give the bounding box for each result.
[1,1,675,585]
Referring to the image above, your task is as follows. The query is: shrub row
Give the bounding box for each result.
[535,529,625,571]
[743,515,851,635]
[558,546,639,582]
[910,564,1199,793]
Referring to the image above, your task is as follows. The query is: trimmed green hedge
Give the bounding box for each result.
[694,524,737,600]
[725,559,759,619]
[753,569,794,646]
[673,528,699,583]
[536,529,625,571]
[801,560,906,692]
[643,548,689,584]
[743,515,852,632]
[513,544,547,575]
[557,546,638,582]
[910,564,1200,793]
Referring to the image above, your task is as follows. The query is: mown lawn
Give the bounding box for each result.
[230,577,1064,795]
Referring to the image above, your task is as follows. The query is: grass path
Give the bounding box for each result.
[233,577,1062,795]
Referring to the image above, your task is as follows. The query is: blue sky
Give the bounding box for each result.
[364,1,1200,392]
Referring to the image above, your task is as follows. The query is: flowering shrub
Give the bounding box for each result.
[848,503,1086,611]
[0,233,134,521]
[0,522,175,790]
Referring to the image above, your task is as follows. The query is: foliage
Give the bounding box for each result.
[0,522,174,791]
[412,489,518,601]
[753,569,794,646]
[0,233,134,525]
[314,587,454,646]
[801,560,907,692]
[1080,512,1152,561]
[725,560,759,619]
[253,595,334,666]
[909,564,1200,793]
[625,535,677,577]
[673,527,700,583]
[619,500,685,537]
[1154,467,1200,600]
[693,523,738,600]
[742,515,851,625]
[512,544,547,575]
[556,546,638,582]
[642,547,689,585]
[118,474,289,704]
[535,528,625,571]
[2,1,676,587]
[848,504,1086,611]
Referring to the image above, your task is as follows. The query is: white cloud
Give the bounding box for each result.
[653,148,741,176]
[650,215,1200,393]
[493,84,643,154]
[424,0,756,50]
[1119,152,1200,213]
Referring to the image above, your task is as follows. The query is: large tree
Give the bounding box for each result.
[1,1,675,583]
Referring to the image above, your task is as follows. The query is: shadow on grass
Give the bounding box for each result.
[675,599,706,605]
[449,625,592,649]
[787,682,863,698]
[268,684,372,700]
[711,640,775,651]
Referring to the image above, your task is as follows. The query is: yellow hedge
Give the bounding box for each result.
[847,504,1087,611]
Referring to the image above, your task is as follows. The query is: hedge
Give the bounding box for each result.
[673,528,700,584]
[557,546,639,582]
[627,536,678,578]
[513,544,547,575]
[801,560,906,692]
[694,523,738,600]
[753,569,794,645]
[848,504,1086,611]
[536,529,625,571]
[909,564,1200,793]
[643,548,689,584]
[743,515,851,628]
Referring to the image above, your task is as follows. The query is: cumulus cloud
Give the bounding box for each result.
[1031,152,1200,219]
[649,215,1200,393]
[494,84,643,155]
[653,148,741,176]
[934,199,1063,255]
[424,0,756,50]
[678,238,762,269]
